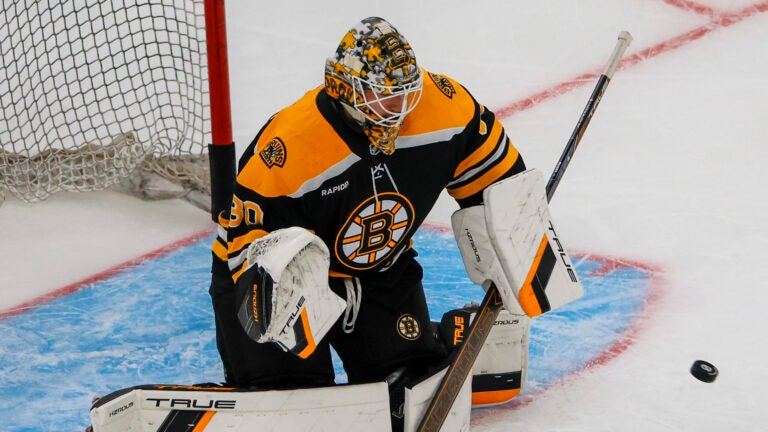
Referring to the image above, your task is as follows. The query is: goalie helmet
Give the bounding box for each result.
[324,17,423,155]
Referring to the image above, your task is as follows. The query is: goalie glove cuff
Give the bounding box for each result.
[451,205,525,315]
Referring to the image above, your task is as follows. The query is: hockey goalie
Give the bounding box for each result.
[89,16,583,432]
[89,167,582,431]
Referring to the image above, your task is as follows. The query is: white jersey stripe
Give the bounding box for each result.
[288,153,361,198]
[447,133,509,187]
[396,126,465,149]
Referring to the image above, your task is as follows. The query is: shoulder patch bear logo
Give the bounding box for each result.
[259,137,287,168]
[428,72,456,99]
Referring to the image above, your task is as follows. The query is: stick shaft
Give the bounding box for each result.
[546,32,633,200]
[417,31,632,432]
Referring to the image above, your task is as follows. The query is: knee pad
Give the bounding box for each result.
[437,304,529,407]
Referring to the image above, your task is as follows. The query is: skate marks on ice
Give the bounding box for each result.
[0,237,222,431]
[0,228,661,430]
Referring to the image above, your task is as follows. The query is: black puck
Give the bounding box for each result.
[690,360,718,383]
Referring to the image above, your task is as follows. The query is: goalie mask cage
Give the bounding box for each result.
[0,0,235,217]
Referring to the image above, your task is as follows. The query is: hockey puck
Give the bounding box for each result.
[690,360,718,383]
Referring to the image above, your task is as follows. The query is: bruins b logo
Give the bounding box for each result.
[259,137,286,168]
[335,192,415,271]
[428,72,455,98]
[397,314,421,340]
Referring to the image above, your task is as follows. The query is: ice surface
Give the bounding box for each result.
[2,0,768,430]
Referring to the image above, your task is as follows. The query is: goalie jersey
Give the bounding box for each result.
[212,71,526,281]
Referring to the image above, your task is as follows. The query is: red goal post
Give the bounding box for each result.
[0,0,236,219]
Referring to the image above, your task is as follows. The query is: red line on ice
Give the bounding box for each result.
[3,0,766,327]
[573,253,666,368]
[0,226,216,320]
[494,0,768,120]
[483,2,767,409]
[661,0,719,17]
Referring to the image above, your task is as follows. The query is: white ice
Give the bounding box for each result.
[2,0,767,430]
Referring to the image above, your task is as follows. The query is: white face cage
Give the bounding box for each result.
[349,74,424,127]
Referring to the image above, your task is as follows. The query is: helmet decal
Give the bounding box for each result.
[325,17,423,154]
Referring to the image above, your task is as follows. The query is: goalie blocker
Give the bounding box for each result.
[452,168,584,318]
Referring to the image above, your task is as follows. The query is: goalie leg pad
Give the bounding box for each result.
[438,306,530,407]
[402,367,472,432]
[89,382,393,432]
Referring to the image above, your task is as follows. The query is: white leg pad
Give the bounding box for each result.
[403,368,472,432]
[472,308,529,407]
[90,382,392,432]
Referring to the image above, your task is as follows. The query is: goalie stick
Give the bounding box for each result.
[416,31,633,432]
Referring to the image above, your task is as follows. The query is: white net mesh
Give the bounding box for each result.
[0,0,211,204]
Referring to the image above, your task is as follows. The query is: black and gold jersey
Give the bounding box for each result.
[213,70,525,281]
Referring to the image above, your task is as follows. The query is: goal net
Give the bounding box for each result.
[0,0,213,206]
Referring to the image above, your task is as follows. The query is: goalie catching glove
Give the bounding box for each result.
[235,227,345,358]
[452,169,584,317]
